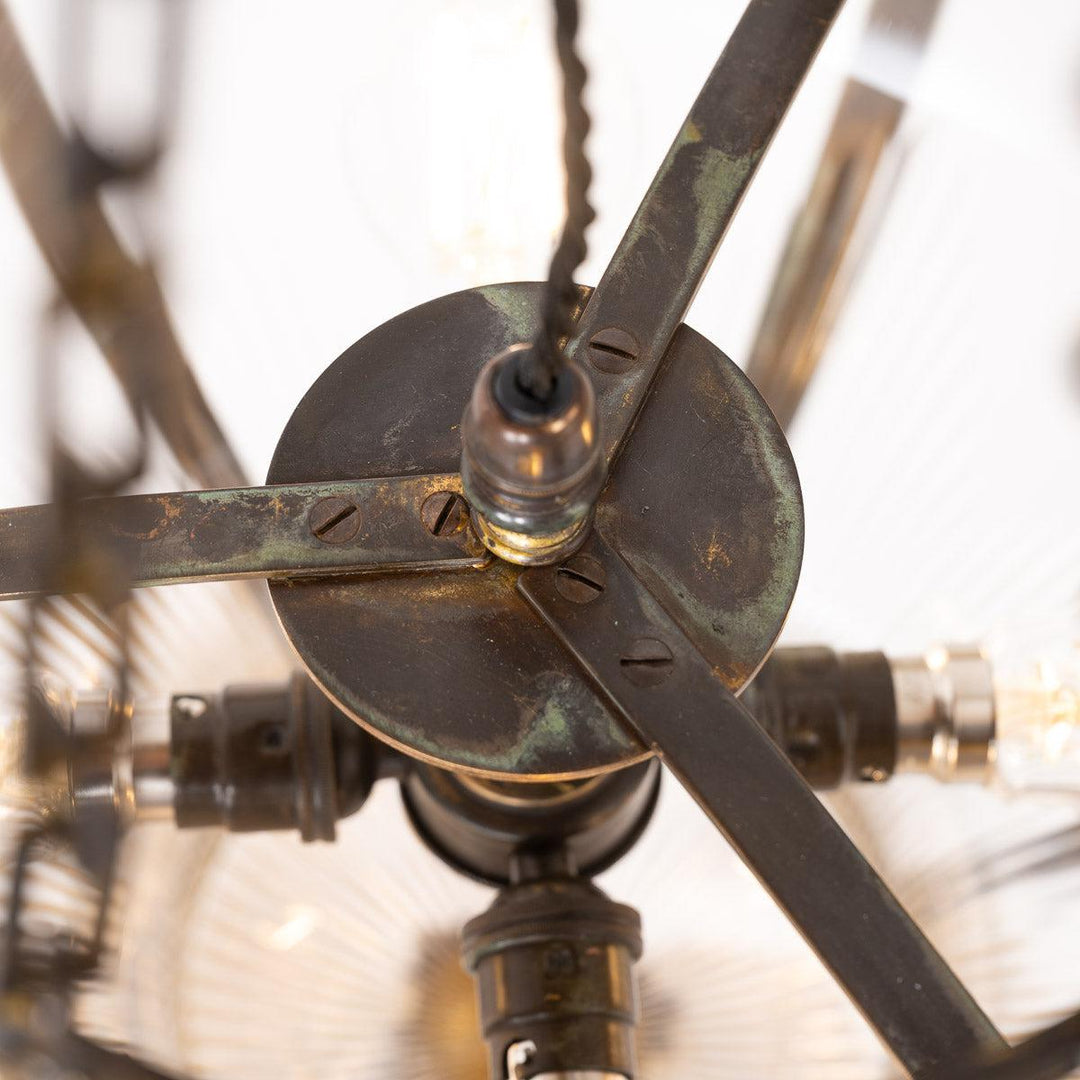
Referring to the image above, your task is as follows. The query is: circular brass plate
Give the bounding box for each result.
[268,284,803,780]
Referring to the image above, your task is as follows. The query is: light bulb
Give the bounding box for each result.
[992,654,1080,795]
[890,639,1080,796]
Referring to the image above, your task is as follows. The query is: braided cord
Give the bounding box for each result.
[517,0,595,403]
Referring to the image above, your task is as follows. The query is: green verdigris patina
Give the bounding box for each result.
[267,284,803,779]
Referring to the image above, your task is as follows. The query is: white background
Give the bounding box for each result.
[1,3,1080,1077]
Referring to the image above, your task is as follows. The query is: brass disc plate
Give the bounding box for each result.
[268,284,803,780]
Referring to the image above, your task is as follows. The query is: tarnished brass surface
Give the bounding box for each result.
[0,475,485,599]
[566,0,845,469]
[468,512,591,568]
[517,533,1004,1074]
[268,284,803,780]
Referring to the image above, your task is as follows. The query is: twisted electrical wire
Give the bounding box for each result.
[516,0,595,404]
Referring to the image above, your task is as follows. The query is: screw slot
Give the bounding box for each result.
[309,496,362,543]
[619,638,675,686]
[587,327,640,374]
[554,555,606,603]
[421,491,469,537]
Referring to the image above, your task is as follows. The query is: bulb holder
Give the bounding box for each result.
[461,344,603,566]
[170,674,380,841]
[462,877,641,1080]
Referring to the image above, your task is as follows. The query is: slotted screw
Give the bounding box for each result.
[587,327,640,374]
[619,637,674,686]
[421,491,469,536]
[309,496,362,543]
[554,555,606,604]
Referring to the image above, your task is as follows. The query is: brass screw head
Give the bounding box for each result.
[308,496,361,543]
[421,491,469,536]
[554,555,607,604]
[587,327,640,374]
[619,638,675,687]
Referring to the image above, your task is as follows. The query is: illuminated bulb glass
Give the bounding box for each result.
[993,656,1080,795]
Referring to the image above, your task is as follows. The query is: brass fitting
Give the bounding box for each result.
[460,344,603,566]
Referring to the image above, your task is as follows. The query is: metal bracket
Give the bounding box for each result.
[518,533,1006,1077]
[0,474,487,600]
[568,0,845,469]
